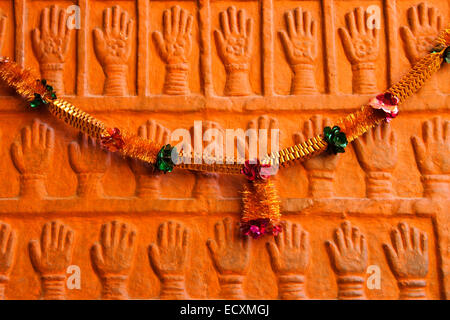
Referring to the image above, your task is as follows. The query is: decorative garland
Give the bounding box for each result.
[0,27,448,239]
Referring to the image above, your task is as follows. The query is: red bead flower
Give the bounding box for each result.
[241,160,272,181]
[241,219,282,239]
[101,127,125,152]
[369,92,399,122]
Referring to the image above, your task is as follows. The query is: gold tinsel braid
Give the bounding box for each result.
[48,99,107,139]
[0,58,48,101]
[241,179,281,223]
[388,26,449,103]
[119,130,162,164]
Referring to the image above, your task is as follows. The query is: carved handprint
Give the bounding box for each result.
[400,3,443,66]
[411,117,449,198]
[148,221,190,299]
[353,122,397,198]
[279,8,318,94]
[0,222,15,300]
[326,221,367,299]
[266,221,309,299]
[383,222,428,299]
[293,115,339,198]
[68,133,111,198]
[214,6,254,96]
[91,221,136,300]
[153,6,193,95]
[29,221,74,300]
[207,217,250,299]
[32,5,72,95]
[189,121,223,199]
[93,5,134,96]
[10,119,55,198]
[129,120,170,198]
[338,7,379,94]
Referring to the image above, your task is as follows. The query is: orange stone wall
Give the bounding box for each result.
[0,0,448,299]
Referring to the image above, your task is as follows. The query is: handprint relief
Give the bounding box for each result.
[400,3,443,93]
[153,6,193,95]
[207,217,250,299]
[68,133,111,199]
[266,221,310,299]
[214,6,254,96]
[189,121,223,199]
[411,117,449,199]
[32,5,72,95]
[10,119,55,199]
[93,5,134,96]
[91,221,136,300]
[129,120,170,199]
[383,222,428,299]
[293,115,339,198]
[279,8,318,94]
[326,221,368,300]
[29,221,74,300]
[353,122,398,199]
[148,221,190,299]
[338,7,380,94]
[0,222,16,300]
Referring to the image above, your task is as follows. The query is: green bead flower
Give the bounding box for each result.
[29,79,57,108]
[156,144,177,173]
[323,126,348,154]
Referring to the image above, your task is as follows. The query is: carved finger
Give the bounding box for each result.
[407,6,419,34]
[279,30,293,58]
[338,27,356,61]
[120,11,129,36]
[219,11,230,38]
[334,227,346,252]
[342,221,353,249]
[29,240,42,270]
[11,142,25,173]
[228,7,238,34]
[266,241,281,272]
[420,232,428,256]
[355,7,365,34]
[294,7,303,36]
[158,222,168,248]
[112,6,121,35]
[163,9,171,39]
[41,7,50,35]
[153,31,167,61]
[399,222,411,250]
[41,222,51,251]
[433,117,443,142]
[325,240,340,261]
[185,14,193,35]
[345,11,357,38]
[168,221,176,247]
[411,227,420,251]
[417,3,427,27]
[292,223,301,248]
[100,222,112,249]
[293,132,305,145]
[172,6,181,38]
[179,9,188,36]
[422,120,433,145]
[303,10,312,37]
[58,7,67,38]
[352,226,361,252]
[50,5,59,37]
[103,7,111,35]
[391,228,403,253]
[285,11,296,39]
[214,221,225,248]
[428,7,437,29]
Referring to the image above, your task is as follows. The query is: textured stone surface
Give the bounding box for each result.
[0,0,448,299]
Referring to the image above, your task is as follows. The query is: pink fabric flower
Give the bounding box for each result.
[241,219,282,239]
[241,160,272,181]
[369,92,399,122]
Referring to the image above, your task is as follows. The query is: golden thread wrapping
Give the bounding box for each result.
[241,179,281,223]
[48,99,107,138]
[118,130,162,164]
[0,59,48,101]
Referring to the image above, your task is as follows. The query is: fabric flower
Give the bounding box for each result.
[101,127,125,152]
[241,160,272,181]
[368,92,399,122]
[241,219,282,239]
[156,144,177,173]
[323,126,348,154]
